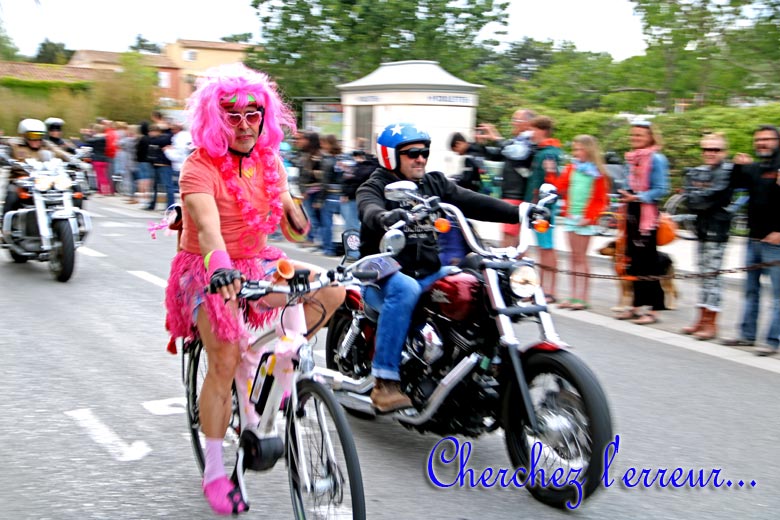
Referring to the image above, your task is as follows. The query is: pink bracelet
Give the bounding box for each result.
[204,250,232,278]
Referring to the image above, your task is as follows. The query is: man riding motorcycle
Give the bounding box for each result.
[44,117,77,154]
[2,118,73,222]
[356,122,522,412]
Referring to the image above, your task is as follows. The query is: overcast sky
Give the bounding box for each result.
[0,0,646,62]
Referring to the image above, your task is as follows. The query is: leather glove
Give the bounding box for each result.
[380,208,409,229]
[208,268,242,294]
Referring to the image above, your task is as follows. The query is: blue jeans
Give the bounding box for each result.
[364,266,455,380]
[147,164,175,210]
[340,199,360,260]
[302,194,321,244]
[319,194,341,255]
[740,240,780,347]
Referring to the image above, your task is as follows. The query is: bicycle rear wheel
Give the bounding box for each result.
[185,339,241,475]
[287,378,366,519]
[663,193,697,240]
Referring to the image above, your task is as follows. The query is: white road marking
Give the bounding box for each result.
[142,397,187,415]
[65,408,152,462]
[83,210,105,218]
[101,221,137,228]
[128,270,167,288]
[551,307,780,376]
[98,206,147,218]
[77,247,107,257]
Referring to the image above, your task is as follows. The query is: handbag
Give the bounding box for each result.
[656,212,677,246]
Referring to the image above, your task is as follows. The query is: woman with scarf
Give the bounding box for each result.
[556,135,609,310]
[164,63,345,515]
[615,121,670,324]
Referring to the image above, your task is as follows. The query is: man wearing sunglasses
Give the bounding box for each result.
[356,122,522,412]
[680,133,734,341]
[2,118,72,224]
[721,124,780,356]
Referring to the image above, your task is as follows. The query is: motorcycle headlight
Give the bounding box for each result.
[509,265,540,299]
[54,174,73,191]
[34,176,55,192]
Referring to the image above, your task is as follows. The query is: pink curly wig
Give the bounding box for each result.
[187,63,296,158]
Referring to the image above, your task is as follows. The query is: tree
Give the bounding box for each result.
[93,53,159,123]
[33,39,74,65]
[222,33,253,43]
[0,19,19,61]
[129,34,161,54]
[247,0,509,99]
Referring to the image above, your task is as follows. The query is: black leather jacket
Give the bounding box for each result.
[684,162,733,242]
[357,168,519,278]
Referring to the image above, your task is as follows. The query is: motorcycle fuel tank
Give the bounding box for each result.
[428,272,481,321]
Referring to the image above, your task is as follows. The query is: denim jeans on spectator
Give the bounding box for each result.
[320,194,341,255]
[740,239,780,347]
[147,164,175,210]
[363,266,455,380]
[302,194,321,244]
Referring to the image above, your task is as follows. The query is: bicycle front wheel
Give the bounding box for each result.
[287,378,366,519]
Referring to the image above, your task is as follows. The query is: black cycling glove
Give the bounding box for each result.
[208,268,242,294]
[380,208,409,229]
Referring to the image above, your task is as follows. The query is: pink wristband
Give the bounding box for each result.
[204,250,232,278]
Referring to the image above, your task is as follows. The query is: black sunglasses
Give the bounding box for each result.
[701,147,722,152]
[398,147,430,160]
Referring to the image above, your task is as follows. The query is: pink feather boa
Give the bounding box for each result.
[165,247,286,347]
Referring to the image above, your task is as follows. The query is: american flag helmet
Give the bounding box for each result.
[376,123,431,171]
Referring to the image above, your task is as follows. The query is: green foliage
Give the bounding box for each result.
[93,53,159,123]
[33,39,75,65]
[0,87,97,137]
[0,19,19,61]
[248,0,509,99]
[129,34,161,54]
[222,33,253,43]
[0,77,92,95]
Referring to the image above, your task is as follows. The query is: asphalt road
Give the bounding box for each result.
[1,196,778,519]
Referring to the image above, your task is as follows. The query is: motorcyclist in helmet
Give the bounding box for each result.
[2,119,72,222]
[356,122,522,412]
[44,117,77,154]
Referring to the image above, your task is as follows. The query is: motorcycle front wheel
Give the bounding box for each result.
[50,219,75,282]
[502,350,613,510]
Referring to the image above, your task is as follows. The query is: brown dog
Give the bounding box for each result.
[598,240,678,311]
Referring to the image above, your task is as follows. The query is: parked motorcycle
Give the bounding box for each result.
[1,151,92,282]
[317,181,613,509]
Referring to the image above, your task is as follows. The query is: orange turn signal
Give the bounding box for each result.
[73,191,84,199]
[275,258,295,280]
[533,220,551,233]
[18,189,31,200]
[434,218,451,233]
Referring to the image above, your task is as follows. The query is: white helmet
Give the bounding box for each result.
[44,117,65,130]
[17,119,47,140]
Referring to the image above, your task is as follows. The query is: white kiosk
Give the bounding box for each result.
[338,60,482,176]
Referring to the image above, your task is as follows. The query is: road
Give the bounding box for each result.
[1,196,778,519]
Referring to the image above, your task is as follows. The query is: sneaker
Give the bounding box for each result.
[370,378,412,413]
[202,476,249,515]
[719,338,755,347]
[755,345,779,357]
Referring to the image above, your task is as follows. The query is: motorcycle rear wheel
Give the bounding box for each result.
[50,219,75,282]
[502,350,612,510]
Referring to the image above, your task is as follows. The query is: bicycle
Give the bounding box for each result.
[181,259,368,519]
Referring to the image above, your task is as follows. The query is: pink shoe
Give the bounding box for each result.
[202,476,249,515]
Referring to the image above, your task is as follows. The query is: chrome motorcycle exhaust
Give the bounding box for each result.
[395,353,480,426]
[311,366,375,394]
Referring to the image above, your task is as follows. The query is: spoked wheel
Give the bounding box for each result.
[663,193,697,240]
[49,219,75,282]
[503,350,613,509]
[287,378,366,519]
[185,339,241,476]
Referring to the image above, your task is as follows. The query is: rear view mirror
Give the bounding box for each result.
[379,229,406,255]
[384,181,418,202]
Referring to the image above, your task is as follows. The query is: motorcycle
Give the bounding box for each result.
[316,181,613,509]
[1,150,92,282]
[66,146,94,207]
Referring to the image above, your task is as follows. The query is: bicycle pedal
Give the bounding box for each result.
[240,429,284,472]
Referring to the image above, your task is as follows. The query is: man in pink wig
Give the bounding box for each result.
[164,63,345,515]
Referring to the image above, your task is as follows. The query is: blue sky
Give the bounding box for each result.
[1,0,646,62]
